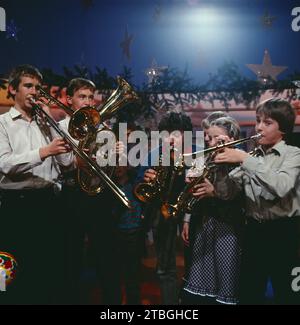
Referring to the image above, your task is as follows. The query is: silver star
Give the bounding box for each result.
[261,11,276,28]
[145,59,168,84]
[120,26,134,61]
[6,19,20,41]
[246,49,287,83]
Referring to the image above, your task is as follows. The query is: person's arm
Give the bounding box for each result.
[0,124,42,174]
[181,215,190,246]
[49,116,75,168]
[0,120,70,175]
[240,150,300,199]
[213,165,243,200]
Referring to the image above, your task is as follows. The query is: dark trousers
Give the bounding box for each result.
[0,189,64,305]
[62,187,121,305]
[152,214,178,305]
[240,217,300,305]
[116,228,144,305]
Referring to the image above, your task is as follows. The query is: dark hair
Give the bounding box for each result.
[201,111,229,129]
[8,64,43,99]
[158,112,192,132]
[66,78,96,97]
[210,116,240,140]
[256,98,296,135]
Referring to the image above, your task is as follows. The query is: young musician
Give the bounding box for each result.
[214,98,300,304]
[137,112,193,305]
[182,116,244,305]
[0,64,73,304]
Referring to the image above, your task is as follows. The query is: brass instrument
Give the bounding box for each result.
[163,134,262,219]
[134,154,170,203]
[183,133,262,157]
[134,148,185,211]
[77,77,139,195]
[29,97,131,208]
[37,85,100,140]
[161,153,216,219]
[37,77,139,195]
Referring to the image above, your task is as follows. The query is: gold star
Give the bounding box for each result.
[120,26,134,61]
[246,49,287,83]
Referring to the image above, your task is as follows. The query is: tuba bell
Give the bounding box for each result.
[76,76,140,195]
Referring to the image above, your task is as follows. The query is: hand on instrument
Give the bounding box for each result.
[214,148,249,164]
[39,138,71,160]
[143,169,157,183]
[113,141,125,155]
[192,178,215,199]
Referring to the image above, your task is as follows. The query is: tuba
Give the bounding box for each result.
[36,77,139,196]
[76,77,139,195]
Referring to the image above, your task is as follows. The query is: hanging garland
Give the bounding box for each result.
[1,62,299,123]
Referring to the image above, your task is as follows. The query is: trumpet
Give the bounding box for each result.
[29,97,132,209]
[183,133,262,157]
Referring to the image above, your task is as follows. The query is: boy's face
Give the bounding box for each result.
[255,113,284,147]
[9,76,41,111]
[67,87,95,111]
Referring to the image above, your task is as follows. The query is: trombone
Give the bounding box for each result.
[29,97,132,209]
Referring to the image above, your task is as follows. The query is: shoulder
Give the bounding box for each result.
[0,109,13,128]
[283,143,300,156]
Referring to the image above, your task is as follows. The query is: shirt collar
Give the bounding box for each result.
[9,106,23,120]
[257,140,286,156]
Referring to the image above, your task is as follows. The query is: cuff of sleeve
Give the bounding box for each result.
[33,148,43,164]
[183,213,191,223]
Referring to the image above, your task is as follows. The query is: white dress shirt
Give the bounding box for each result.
[0,107,73,190]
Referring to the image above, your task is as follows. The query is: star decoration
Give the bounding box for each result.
[145,59,168,84]
[153,4,162,22]
[120,26,134,61]
[261,10,276,28]
[246,49,287,84]
[6,19,20,41]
